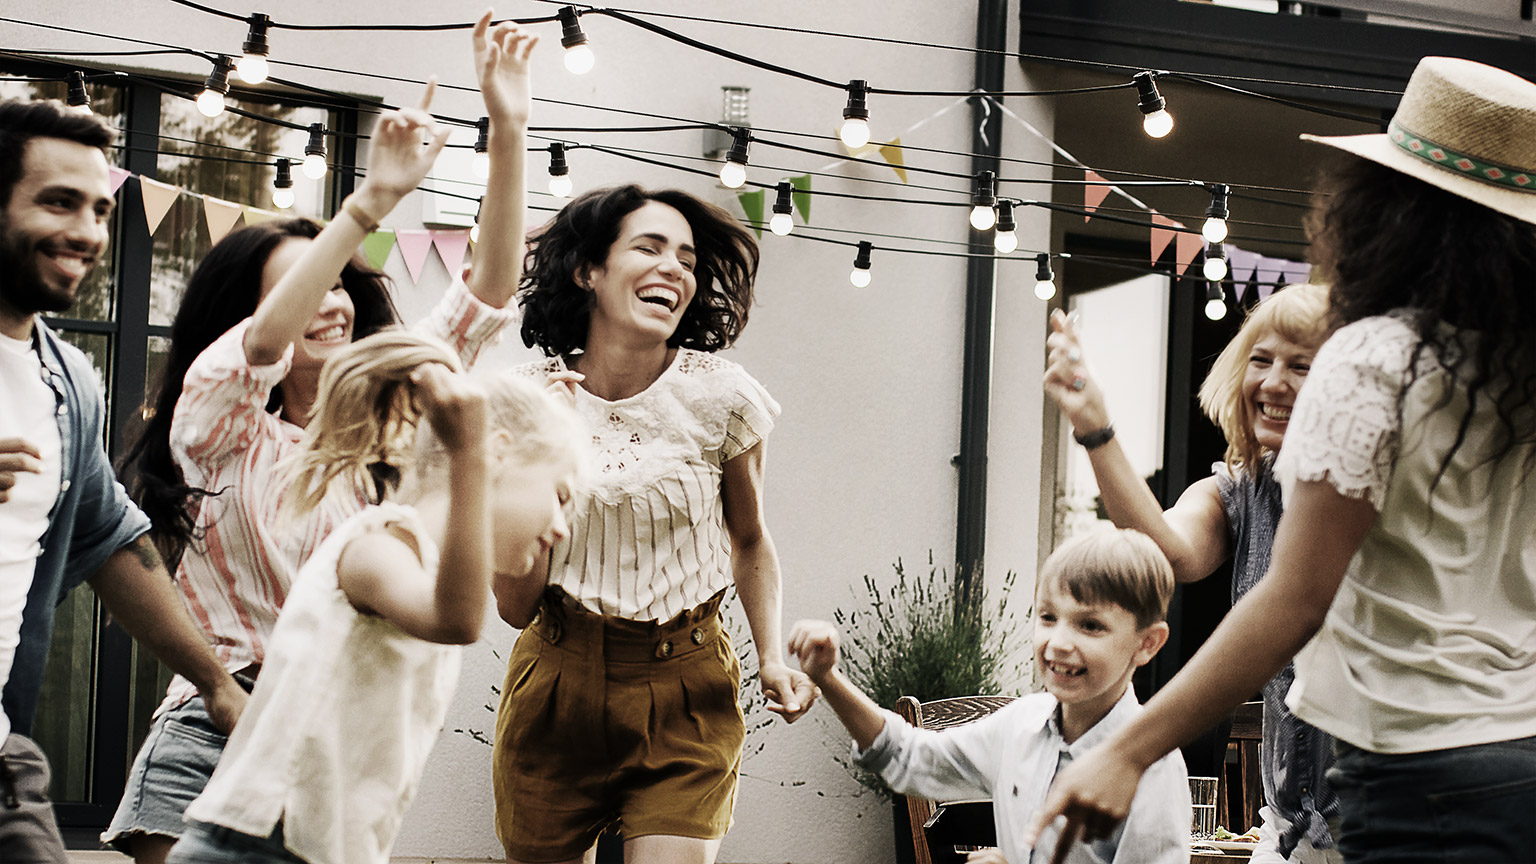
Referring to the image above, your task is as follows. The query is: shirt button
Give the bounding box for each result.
[29,543,43,558]
[691,627,704,645]
[659,640,673,658]
[56,404,67,417]
[60,480,70,493]
[1296,731,1305,742]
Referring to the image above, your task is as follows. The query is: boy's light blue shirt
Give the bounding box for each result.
[855,688,1191,864]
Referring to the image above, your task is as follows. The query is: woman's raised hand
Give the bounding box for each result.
[1042,309,1111,434]
[474,10,538,128]
[410,363,487,456]
[356,81,453,214]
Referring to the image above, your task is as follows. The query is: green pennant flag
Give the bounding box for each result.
[737,188,765,239]
[789,174,811,224]
[363,230,397,270]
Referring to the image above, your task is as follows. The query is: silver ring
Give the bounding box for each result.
[1068,348,1081,363]
[1071,376,1086,392]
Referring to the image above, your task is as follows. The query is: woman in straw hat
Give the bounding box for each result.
[1023,56,1536,863]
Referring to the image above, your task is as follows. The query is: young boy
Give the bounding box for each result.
[789,527,1191,864]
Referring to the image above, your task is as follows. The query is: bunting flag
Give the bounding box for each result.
[1083,170,1110,222]
[1174,231,1203,276]
[1255,256,1287,300]
[137,177,180,235]
[736,188,764,238]
[394,229,436,283]
[1281,260,1312,288]
[789,174,811,223]
[432,230,470,278]
[878,139,907,184]
[202,196,244,244]
[108,166,131,196]
[1149,212,1180,265]
[362,230,397,270]
[1227,247,1260,288]
[242,207,283,227]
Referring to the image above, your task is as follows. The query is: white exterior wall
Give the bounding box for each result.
[3,3,1053,861]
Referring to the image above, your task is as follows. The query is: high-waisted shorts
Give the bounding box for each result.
[492,587,744,863]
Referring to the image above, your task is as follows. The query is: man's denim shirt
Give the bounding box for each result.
[1,318,150,736]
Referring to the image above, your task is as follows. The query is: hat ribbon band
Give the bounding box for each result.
[1389,122,1536,192]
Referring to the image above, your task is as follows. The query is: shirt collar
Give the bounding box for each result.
[1042,687,1142,757]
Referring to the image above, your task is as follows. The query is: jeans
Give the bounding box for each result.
[1327,736,1536,864]
[103,696,227,851]
[0,734,66,863]
[166,821,306,864]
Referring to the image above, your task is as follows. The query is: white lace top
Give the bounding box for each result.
[510,349,779,621]
[1275,313,1536,754]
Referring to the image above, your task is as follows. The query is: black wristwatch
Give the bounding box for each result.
[1073,424,1116,451]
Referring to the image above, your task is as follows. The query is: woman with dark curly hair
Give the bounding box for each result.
[494,185,817,864]
[1027,56,1536,864]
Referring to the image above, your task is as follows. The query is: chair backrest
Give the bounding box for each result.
[1217,700,1264,833]
[895,695,1016,864]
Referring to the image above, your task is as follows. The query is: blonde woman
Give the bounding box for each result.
[1044,283,1339,864]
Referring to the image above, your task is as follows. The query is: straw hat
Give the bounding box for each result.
[1302,56,1536,225]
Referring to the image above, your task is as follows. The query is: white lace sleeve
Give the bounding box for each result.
[1274,316,1417,511]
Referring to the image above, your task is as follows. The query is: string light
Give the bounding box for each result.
[839,79,871,149]
[547,142,572,198]
[236,13,271,84]
[471,117,490,180]
[969,170,997,231]
[993,200,1017,254]
[65,71,90,112]
[1133,72,1173,139]
[470,195,483,243]
[271,157,294,208]
[1202,241,1227,282]
[719,128,750,189]
[1033,252,1055,300]
[849,240,873,287]
[301,122,327,179]
[1204,280,1228,320]
[1202,183,1229,243]
[770,181,794,236]
[558,6,594,75]
[196,55,233,118]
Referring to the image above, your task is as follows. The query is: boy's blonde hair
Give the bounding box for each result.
[283,330,585,516]
[1038,528,1174,629]
[1197,282,1332,476]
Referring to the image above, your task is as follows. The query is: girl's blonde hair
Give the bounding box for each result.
[1197,282,1333,475]
[283,330,587,518]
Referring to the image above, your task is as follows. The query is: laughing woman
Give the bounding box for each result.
[495,185,817,864]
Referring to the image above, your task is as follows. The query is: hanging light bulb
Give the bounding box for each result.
[196,55,233,118]
[557,6,594,75]
[236,13,271,84]
[1133,72,1173,139]
[470,196,483,244]
[719,128,750,189]
[993,200,1018,254]
[839,79,871,149]
[301,122,327,179]
[770,181,794,236]
[65,71,91,113]
[471,117,491,180]
[1202,183,1230,244]
[271,157,294,209]
[1204,280,1228,320]
[1033,253,1056,300]
[1203,241,1228,282]
[849,241,873,288]
[969,170,997,231]
[547,142,572,198]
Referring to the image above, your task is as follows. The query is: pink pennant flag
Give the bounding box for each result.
[1281,260,1312,288]
[1149,212,1181,265]
[1227,247,1259,288]
[202,196,244,244]
[108,166,131,195]
[1254,256,1286,300]
[243,207,282,227]
[1084,170,1110,222]
[394,229,436,284]
[137,177,180,235]
[1175,230,1203,276]
[432,230,470,280]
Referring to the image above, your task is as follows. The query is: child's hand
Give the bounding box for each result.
[410,363,486,453]
[965,848,1010,864]
[545,370,584,407]
[355,80,453,214]
[759,660,817,723]
[473,9,538,128]
[787,619,841,683]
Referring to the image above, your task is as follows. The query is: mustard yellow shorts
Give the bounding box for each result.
[492,588,744,863]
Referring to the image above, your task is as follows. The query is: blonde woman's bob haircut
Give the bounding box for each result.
[1197,282,1332,476]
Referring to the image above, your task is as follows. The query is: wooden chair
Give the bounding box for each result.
[894,695,1017,864]
[1217,700,1264,834]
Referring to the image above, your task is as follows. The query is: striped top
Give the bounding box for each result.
[510,349,779,621]
[160,281,513,714]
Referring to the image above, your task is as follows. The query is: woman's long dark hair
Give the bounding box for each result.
[518,185,759,356]
[1309,155,1536,477]
[119,218,399,563]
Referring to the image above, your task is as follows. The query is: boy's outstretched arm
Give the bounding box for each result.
[787,620,886,750]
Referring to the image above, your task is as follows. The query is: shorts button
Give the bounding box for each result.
[659,640,673,658]
[691,627,704,644]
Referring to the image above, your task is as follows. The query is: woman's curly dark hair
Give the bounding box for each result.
[519,185,759,356]
[118,217,399,563]
[1309,154,1536,477]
